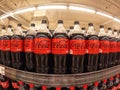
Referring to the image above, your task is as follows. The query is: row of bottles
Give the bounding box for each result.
[0,20,120,74]
[0,74,120,90]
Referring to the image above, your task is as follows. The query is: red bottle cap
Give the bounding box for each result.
[29,83,34,88]
[110,77,114,80]
[70,86,75,90]
[56,86,61,90]
[83,84,88,89]
[18,81,24,85]
[94,82,99,87]
[116,74,119,78]
[42,85,47,90]
[103,79,107,83]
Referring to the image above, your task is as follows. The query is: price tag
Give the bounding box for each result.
[0,66,5,75]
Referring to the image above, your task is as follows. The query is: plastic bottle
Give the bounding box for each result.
[70,21,86,73]
[85,23,99,72]
[98,79,107,90]
[113,29,118,65]
[24,23,36,72]
[98,25,109,69]
[11,24,25,70]
[1,25,13,66]
[107,77,114,89]
[34,20,51,73]
[0,27,6,64]
[52,20,69,74]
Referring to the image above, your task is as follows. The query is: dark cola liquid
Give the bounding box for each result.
[117,39,120,65]
[1,36,11,67]
[70,33,86,73]
[0,37,2,64]
[84,35,99,72]
[109,37,117,67]
[24,35,35,72]
[52,33,69,74]
[11,35,25,70]
[34,32,51,73]
[98,36,109,69]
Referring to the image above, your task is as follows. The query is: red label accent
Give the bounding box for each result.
[117,42,120,52]
[42,86,47,90]
[12,82,19,89]
[34,38,51,54]
[52,38,69,54]
[24,39,34,52]
[29,84,34,88]
[0,40,1,50]
[110,41,117,52]
[99,40,109,53]
[103,79,107,84]
[70,40,86,55]
[1,40,11,51]
[83,84,88,89]
[111,87,117,90]
[56,86,61,90]
[94,82,99,87]
[70,86,75,90]
[1,81,9,89]
[11,39,23,52]
[86,40,99,54]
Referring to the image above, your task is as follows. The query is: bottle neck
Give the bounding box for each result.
[107,30,112,36]
[100,28,105,33]
[53,23,67,34]
[87,26,95,35]
[114,32,118,38]
[38,23,49,33]
[7,28,12,32]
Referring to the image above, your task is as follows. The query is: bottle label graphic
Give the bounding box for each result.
[86,40,99,54]
[70,39,86,55]
[11,39,23,52]
[52,38,69,54]
[1,40,11,51]
[24,39,34,52]
[34,38,51,54]
[99,40,109,53]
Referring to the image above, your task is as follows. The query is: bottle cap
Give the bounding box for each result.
[83,84,88,89]
[29,84,34,88]
[2,27,5,29]
[42,20,47,24]
[108,27,112,30]
[82,27,86,30]
[94,82,99,87]
[110,77,114,80]
[18,81,24,85]
[58,20,63,24]
[8,25,12,28]
[114,29,117,32]
[31,23,35,27]
[70,86,75,90]
[100,25,104,28]
[69,26,74,29]
[88,23,93,26]
[74,21,79,24]
[42,86,47,90]
[56,86,61,90]
[17,23,22,27]
[103,79,107,83]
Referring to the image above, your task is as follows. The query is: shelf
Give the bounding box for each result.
[2,64,120,87]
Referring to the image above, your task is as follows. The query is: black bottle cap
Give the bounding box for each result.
[88,23,93,26]
[42,20,47,24]
[17,23,22,27]
[100,25,104,28]
[2,27,5,29]
[58,20,63,24]
[74,21,79,24]
[119,30,120,33]
[31,23,35,27]
[82,27,86,30]
[69,26,74,29]
[108,27,112,30]
[114,29,117,32]
[8,25,12,28]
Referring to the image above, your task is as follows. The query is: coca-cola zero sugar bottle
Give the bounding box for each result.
[24,23,36,72]
[52,20,69,74]
[70,21,86,73]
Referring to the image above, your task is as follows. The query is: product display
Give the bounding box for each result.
[1,0,120,89]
